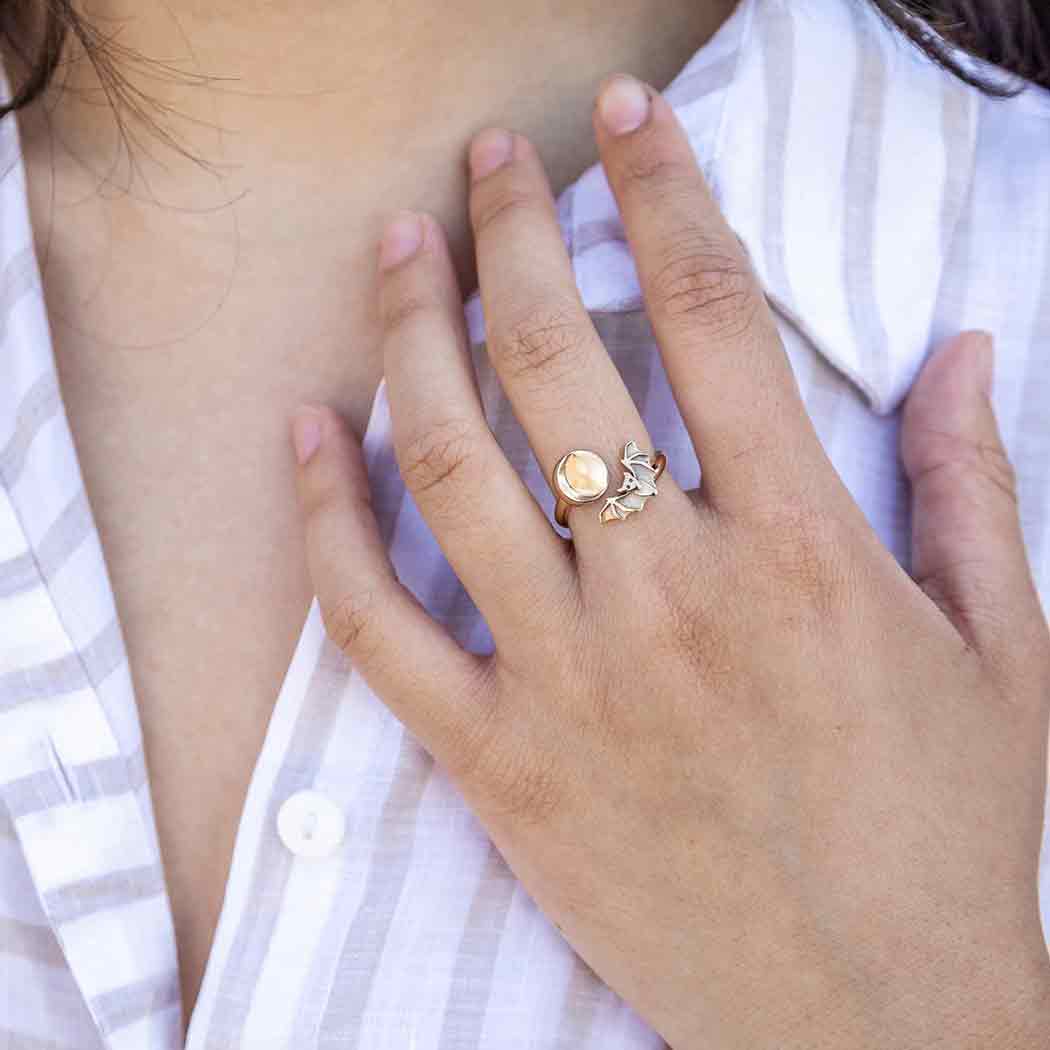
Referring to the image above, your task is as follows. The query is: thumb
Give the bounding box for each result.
[901,331,1044,672]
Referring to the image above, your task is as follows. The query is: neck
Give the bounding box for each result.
[20,0,734,422]
[30,0,734,181]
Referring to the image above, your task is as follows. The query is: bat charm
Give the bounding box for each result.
[599,441,666,524]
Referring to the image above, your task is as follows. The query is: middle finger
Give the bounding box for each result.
[468,128,692,550]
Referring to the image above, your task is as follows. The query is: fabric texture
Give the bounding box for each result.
[2,0,1050,1046]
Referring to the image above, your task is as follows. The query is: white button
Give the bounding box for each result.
[276,790,345,858]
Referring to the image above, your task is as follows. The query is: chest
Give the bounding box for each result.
[17,73,423,1017]
[24,150,398,1015]
[45,319,364,1016]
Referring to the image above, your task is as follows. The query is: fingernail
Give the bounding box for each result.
[972,331,995,397]
[469,128,514,181]
[597,75,651,136]
[293,407,324,465]
[378,211,424,271]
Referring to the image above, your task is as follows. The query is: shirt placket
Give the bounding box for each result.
[0,481,183,1050]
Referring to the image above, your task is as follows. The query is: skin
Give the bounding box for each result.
[294,79,1050,1047]
[17,0,732,1020]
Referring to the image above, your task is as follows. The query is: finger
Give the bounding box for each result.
[900,331,1048,674]
[292,403,492,762]
[593,75,829,517]
[467,128,693,547]
[377,210,576,633]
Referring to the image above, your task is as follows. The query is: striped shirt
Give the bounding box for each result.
[2,0,1050,1047]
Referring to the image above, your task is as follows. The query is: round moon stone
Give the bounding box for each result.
[555,450,609,503]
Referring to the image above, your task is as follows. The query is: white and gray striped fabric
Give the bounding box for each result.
[2,0,1049,1047]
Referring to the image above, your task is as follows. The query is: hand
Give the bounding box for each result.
[292,76,1050,1048]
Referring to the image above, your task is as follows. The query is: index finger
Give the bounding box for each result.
[593,75,830,516]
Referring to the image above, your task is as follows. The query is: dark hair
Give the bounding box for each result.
[2,0,1050,123]
[867,0,1050,92]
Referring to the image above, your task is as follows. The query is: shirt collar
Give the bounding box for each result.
[464,0,983,417]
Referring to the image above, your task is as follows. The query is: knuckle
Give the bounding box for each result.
[497,300,591,390]
[909,430,1019,510]
[639,522,717,664]
[750,508,854,619]
[434,662,503,775]
[485,742,565,826]
[970,439,1019,506]
[450,657,575,826]
[449,702,566,827]
[553,618,624,739]
[654,568,710,667]
[616,145,691,197]
[398,417,480,505]
[917,572,994,645]
[650,235,763,340]
[381,287,441,336]
[322,585,385,659]
[470,182,538,238]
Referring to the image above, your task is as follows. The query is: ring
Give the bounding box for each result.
[552,441,666,528]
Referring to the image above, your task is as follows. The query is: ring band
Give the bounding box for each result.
[553,441,666,528]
